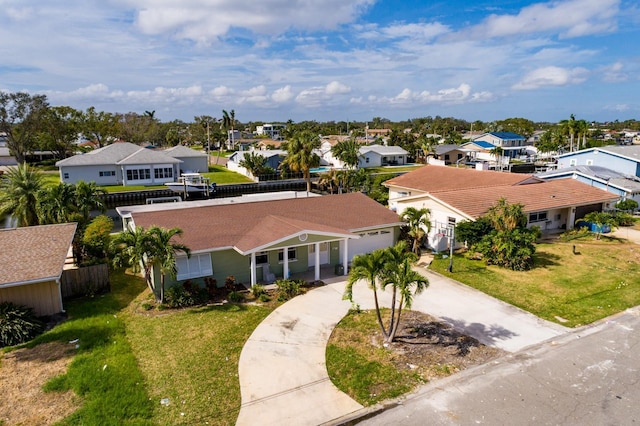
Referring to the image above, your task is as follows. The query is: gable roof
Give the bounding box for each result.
[0,223,77,287]
[130,192,401,254]
[429,178,618,219]
[56,142,141,166]
[536,165,640,193]
[117,148,182,165]
[480,132,525,140]
[385,165,537,193]
[164,145,208,158]
[558,145,640,164]
[359,144,408,156]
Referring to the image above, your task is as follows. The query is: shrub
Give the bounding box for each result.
[0,302,44,347]
[164,281,208,308]
[82,215,113,263]
[228,291,244,303]
[612,212,635,227]
[225,275,236,291]
[251,284,266,298]
[275,279,303,301]
[258,294,271,302]
[204,277,218,299]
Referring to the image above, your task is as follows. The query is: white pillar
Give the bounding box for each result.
[283,247,289,279]
[250,252,256,287]
[314,242,320,281]
[342,238,349,276]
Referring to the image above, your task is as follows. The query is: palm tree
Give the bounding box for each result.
[331,138,361,169]
[222,109,236,150]
[238,152,270,179]
[401,207,431,254]
[0,163,43,227]
[382,255,429,342]
[344,249,389,340]
[317,169,339,194]
[147,226,191,303]
[381,241,418,339]
[38,182,76,224]
[282,130,321,192]
[74,180,107,223]
[489,145,504,170]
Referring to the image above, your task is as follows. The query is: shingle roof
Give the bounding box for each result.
[55,142,141,166]
[0,223,76,287]
[164,145,208,158]
[117,148,182,165]
[359,145,408,155]
[131,192,401,253]
[385,165,535,193]
[431,178,618,218]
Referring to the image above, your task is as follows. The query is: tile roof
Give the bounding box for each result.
[431,178,618,218]
[0,223,76,287]
[385,165,535,193]
[130,192,401,253]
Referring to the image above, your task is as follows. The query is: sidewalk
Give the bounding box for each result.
[236,271,569,425]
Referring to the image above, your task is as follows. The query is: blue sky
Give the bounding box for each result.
[1,0,639,124]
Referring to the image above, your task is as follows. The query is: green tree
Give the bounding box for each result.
[455,217,493,247]
[81,106,120,148]
[222,109,236,150]
[238,152,274,178]
[489,145,504,169]
[331,138,361,169]
[318,170,339,194]
[344,249,389,340]
[147,226,191,303]
[0,163,44,227]
[615,199,638,213]
[82,215,114,263]
[282,130,321,192]
[0,92,49,163]
[401,207,431,254]
[38,182,77,224]
[582,211,617,240]
[74,180,107,223]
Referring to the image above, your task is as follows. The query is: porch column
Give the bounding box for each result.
[568,207,576,230]
[283,246,289,279]
[342,238,349,276]
[314,242,320,281]
[250,252,257,287]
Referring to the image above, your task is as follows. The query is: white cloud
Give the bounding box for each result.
[128,0,375,42]
[455,0,619,40]
[326,81,351,95]
[272,86,294,103]
[601,62,628,83]
[352,83,491,107]
[296,81,351,107]
[512,66,588,90]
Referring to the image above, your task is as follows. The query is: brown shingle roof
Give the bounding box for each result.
[0,223,76,287]
[386,165,535,193]
[432,178,619,218]
[131,192,401,252]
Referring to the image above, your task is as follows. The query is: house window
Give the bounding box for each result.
[63,173,69,179]
[528,211,548,223]
[176,253,213,280]
[126,168,151,181]
[447,217,456,225]
[278,248,297,262]
[99,170,115,177]
[365,157,370,163]
[255,251,268,264]
[154,168,174,179]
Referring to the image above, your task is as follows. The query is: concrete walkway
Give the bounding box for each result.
[236,270,569,425]
[611,226,640,244]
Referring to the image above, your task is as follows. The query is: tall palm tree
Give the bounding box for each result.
[282,130,321,192]
[38,182,76,224]
[74,180,107,223]
[344,249,389,340]
[0,163,43,227]
[331,138,361,169]
[222,109,236,150]
[401,207,431,254]
[147,226,191,303]
[489,145,504,170]
[382,255,429,342]
[380,241,417,338]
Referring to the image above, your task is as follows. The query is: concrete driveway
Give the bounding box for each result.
[236,270,569,425]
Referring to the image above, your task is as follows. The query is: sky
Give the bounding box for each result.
[1,0,639,124]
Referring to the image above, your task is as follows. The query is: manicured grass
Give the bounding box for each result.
[31,270,154,425]
[429,238,640,327]
[202,165,253,184]
[326,309,423,406]
[367,164,424,174]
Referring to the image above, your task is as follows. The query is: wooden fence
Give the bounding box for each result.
[60,263,110,299]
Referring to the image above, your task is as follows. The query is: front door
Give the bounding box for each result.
[308,242,329,267]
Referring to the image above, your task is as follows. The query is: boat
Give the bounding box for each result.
[165,173,217,198]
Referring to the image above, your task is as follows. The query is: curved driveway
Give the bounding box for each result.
[236,269,569,425]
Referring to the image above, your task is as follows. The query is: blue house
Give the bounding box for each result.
[557,146,640,178]
[471,132,528,158]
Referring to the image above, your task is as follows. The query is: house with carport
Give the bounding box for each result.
[0,223,76,316]
[385,165,619,251]
[116,192,403,296]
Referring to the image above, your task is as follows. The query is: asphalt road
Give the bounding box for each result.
[355,307,640,426]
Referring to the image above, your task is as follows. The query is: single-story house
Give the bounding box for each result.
[430,144,474,165]
[536,165,640,204]
[164,145,209,173]
[557,145,640,178]
[385,165,619,251]
[54,142,205,186]
[117,192,403,295]
[359,145,409,168]
[226,149,287,178]
[0,223,76,316]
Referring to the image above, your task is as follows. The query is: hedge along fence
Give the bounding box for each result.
[60,263,110,299]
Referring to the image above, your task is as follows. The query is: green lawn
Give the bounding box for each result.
[367,164,424,174]
[21,270,274,425]
[429,238,640,327]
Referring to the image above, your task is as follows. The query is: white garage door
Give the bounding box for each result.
[345,228,394,261]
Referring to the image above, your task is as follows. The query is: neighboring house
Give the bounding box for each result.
[359,145,408,168]
[472,132,528,158]
[255,139,285,150]
[0,147,18,167]
[557,146,640,177]
[0,223,76,316]
[55,142,183,186]
[431,144,473,165]
[385,165,618,251]
[255,124,286,140]
[164,145,209,173]
[536,165,640,204]
[117,192,402,294]
[226,149,286,178]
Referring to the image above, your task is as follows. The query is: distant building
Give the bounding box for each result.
[255,124,286,140]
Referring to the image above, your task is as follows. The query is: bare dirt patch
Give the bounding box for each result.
[386,311,505,381]
[0,341,78,425]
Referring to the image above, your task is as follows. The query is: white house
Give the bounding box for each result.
[359,145,408,168]
[255,124,286,140]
